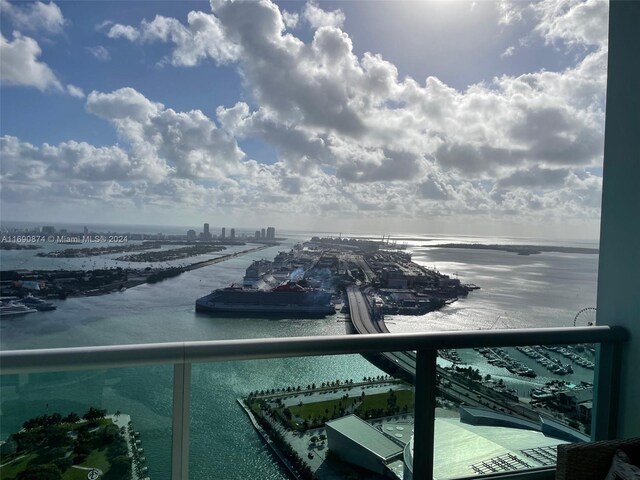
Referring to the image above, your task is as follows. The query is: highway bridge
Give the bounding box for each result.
[346,285,416,376]
[345,285,542,419]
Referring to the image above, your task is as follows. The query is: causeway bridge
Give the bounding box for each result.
[345,285,417,376]
[344,285,541,419]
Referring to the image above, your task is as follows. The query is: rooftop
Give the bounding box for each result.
[325,414,403,461]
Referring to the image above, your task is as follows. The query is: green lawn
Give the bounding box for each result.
[361,389,414,412]
[77,448,109,473]
[63,467,96,480]
[289,396,359,420]
[60,449,111,480]
[0,453,38,479]
[0,449,112,480]
[287,388,414,426]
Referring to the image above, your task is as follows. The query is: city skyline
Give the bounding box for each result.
[1,0,607,239]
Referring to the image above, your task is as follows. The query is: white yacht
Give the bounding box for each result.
[0,301,38,317]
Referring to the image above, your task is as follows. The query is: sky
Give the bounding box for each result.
[0,0,609,238]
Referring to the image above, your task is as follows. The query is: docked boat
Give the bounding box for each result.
[515,367,537,378]
[20,295,57,311]
[0,301,38,317]
[196,281,335,317]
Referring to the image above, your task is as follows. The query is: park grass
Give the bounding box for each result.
[288,388,414,424]
[289,396,359,420]
[362,389,414,412]
[63,467,96,480]
[0,415,118,480]
[0,453,38,479]
[78,448,109,472]
[61,448,110,480]
[0,439,112,480]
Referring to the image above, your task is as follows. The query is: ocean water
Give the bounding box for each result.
[0,230,599,479]
[389,246,598,333]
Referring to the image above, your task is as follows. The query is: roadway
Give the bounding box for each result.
[345,285,542,419]
[346,285,416,376]
[353,255,376,283]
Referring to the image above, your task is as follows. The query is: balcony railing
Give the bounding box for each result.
[0,325,628,480]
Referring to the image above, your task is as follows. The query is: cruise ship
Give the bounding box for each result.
[196,281,335,317]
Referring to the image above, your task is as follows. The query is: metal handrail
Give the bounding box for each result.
[0,325,629,480]
[0,325,628,374]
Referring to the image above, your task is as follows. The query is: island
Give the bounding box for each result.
[115,244,225,262]
[0,408,147,480]
[37,244,160,258]
[0,243,41,251]
[0,245,271,300]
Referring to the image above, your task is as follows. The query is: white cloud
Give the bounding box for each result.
[86,87,246,179]
[1,135,139,182]
[0,32,63,91]
[534,0,608,48]
[498,0,527,25]
[208,1,607,221]
[66,84,85,98]
[87,45,111,62]
[3,87,245,186]
[303,1,345,29]
[496,165,571,189]
[0,0,66,35]
[1,0,609,229]
[107,24,140,42]
[105,12,238,66]
[501,46,516,58]
[282,10,299,29]
[87,87,163,122]
[0,31,86,97]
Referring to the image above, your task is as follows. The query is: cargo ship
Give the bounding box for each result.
[196,281,335,317]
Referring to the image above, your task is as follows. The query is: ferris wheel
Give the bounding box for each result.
[573,307,597,326]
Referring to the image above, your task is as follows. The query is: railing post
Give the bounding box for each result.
[414,349,437,480]
[592,342,622,440]
[172,362,191,480]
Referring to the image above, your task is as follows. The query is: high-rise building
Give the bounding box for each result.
[202,223,212,240]
[266,227,275,240]
[230,228,235,240]
[187,229,196,241]
[261,228,266,239]
[255,231,260,240]
[221,227,226,239]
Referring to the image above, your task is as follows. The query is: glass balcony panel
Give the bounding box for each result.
[431,344,596,479]
[189,353,406,479]
[0,331,616,480]
[0,365,172,480]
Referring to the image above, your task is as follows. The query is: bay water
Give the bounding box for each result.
[0,231,599,479]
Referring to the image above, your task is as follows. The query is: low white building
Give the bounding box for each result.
[325,414,404,477]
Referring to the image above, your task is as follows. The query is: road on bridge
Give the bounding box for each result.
[345,285,542,419]
[346,285,415,375]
